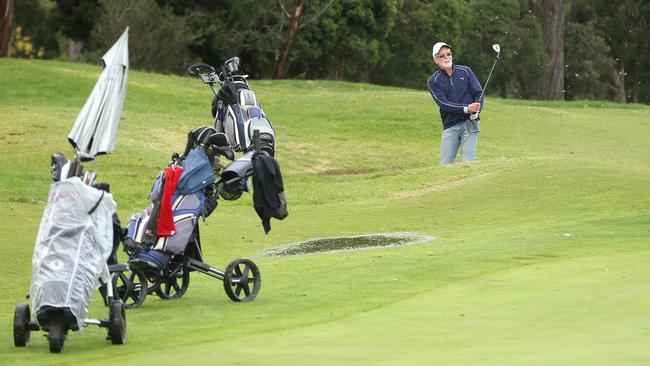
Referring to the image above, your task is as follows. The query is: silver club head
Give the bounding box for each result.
[492,44,501,55]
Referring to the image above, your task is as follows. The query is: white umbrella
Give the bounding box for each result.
[68,28,129,156]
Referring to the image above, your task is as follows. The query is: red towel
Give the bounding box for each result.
[157,166,184,237]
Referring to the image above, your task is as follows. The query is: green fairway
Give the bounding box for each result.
[1,58,649,365]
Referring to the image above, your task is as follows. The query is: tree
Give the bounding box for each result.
[275,0,304,79]
[90,0,192,74]
[509,10,548,98]
[563,21,617,101]
[373,0,467,89]
[591,0,650,103]
[154,0,231,71]
[0,0,13,57]
[530,0,566,100]
[50,0,102,60]
[461,0,547,99]
[328,0,399,81]
[274,0,336,79]
[12,0,60,59]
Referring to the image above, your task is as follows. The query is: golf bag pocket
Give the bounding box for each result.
[239,89,257,106]
[221,104,276,155]
[125,204,154,247]
[149,171,164,201]
[153,214,196,254]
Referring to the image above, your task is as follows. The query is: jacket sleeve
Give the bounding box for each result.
[467,67,484,106]
[427,75,467,114]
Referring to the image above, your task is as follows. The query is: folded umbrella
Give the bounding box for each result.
[68,28,129,156]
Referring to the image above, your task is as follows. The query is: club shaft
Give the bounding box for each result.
[478,56,499,102]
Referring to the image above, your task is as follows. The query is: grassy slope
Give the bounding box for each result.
[0,59,649,365]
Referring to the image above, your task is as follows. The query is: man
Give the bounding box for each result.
[427,42,484,165]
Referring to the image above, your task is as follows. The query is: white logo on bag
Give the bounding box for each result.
[51,259,64,270]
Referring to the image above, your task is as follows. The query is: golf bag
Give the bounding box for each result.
[125,190,205,259]
[31,177,117,330]
[207,57,276,156]
[124,145,216,270]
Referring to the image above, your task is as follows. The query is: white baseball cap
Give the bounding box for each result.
[432,42,451,57]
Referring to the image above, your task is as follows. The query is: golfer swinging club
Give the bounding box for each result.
[428,42,483,165]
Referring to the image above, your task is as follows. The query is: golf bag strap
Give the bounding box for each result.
[88,191,105,215]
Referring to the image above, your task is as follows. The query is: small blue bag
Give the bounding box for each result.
[177,147,215,194]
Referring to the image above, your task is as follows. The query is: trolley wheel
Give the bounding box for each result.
[113,265,148,308]
[47,321,66,353]
[155,267,190,300]
[129,261,163,294]
[13,303,31,347]
[108,300,127,344]
[223,259,261,302]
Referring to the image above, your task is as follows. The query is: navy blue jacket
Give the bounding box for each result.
[427,65,483,130]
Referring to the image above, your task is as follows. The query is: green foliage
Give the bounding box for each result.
[12,0,59,58]
[50,0,101,43]
[508,13,547,98]
[284,1,344,79]
[564,21,617,101]
[90,0,193,74]
[461,0,547,98]
[225,0,282,77]
[581,0,650,102]
[373,0,467,89]
[5,0,650,103]
[327,0,399,81]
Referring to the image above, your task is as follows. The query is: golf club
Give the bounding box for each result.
[470,43,501,120]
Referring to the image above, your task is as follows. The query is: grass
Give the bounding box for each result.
[0,58,649,365]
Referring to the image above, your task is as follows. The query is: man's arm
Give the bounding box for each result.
[427,75,467,114]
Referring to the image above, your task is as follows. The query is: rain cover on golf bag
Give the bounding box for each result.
[213,81,275,156]
[30,178,116,330]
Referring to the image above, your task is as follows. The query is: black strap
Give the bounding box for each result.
[88,190,105,215]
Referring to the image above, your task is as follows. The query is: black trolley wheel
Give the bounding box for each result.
[113,265,148,308]
[223,259,261,302]
[108,300,127,345]
[47,321,66,353]
[128,260,163,294]
[142,267,163,294]
[155,266,190,300]
[13,303,31,347]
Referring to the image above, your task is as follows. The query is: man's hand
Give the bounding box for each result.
[468,102,481,114]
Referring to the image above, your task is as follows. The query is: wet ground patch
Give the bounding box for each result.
[263,232,435,257]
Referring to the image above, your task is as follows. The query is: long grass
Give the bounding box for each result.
[1,58,649,365]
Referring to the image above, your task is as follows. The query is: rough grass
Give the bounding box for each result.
[1,58,649,365]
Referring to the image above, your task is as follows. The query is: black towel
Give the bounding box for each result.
[252,153,288,233]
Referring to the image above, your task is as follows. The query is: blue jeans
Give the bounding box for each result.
[440,119,479,165]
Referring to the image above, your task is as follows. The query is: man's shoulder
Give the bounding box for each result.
[428,70,443,83]
[454,65,474,74]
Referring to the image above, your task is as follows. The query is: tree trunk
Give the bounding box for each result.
[611,64,626,103]
[530,0,565,100]
[335,56,344,80]
[274,0,304,79]
[68,39,83,61]
[0,0,13,57]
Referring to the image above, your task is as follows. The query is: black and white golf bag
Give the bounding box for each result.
[211,57,276,156]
